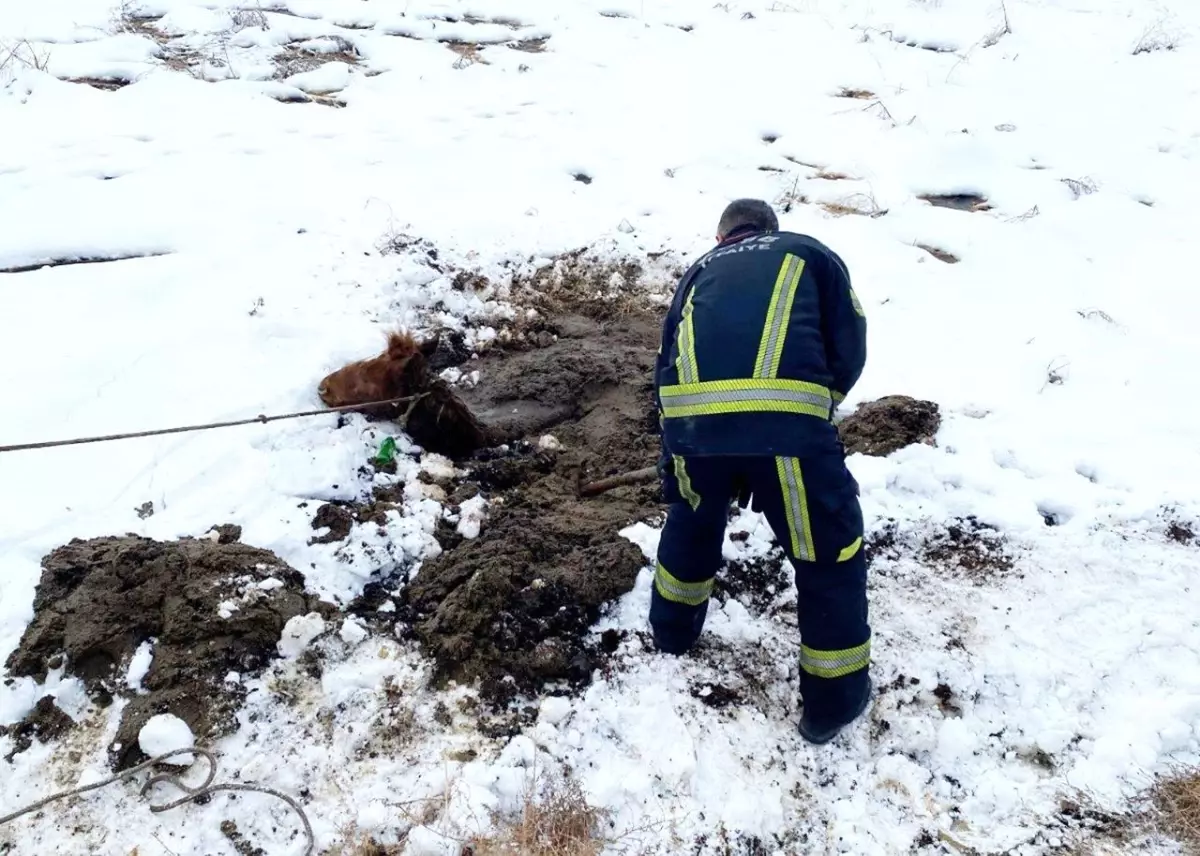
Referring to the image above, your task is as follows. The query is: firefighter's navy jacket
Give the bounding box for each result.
[655,226,866,459]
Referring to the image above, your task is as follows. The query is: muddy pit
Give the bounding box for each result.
[392,312,665,703]
[2,532,330,769]
[341,310,947,705]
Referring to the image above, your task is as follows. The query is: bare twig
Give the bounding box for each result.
[579,466,657,497]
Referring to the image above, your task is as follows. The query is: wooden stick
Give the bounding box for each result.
[579,466,658,498]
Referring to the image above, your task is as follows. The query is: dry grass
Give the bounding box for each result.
[1150,768,1200,854]
[447,42,490,68]
[1133,18,1182,54]
[818,192,888,218]
[0,39,51,76]
[323,831,405,855]
[835,86,875,99]
[814,168,854,181]
[509,248,661,322]
[465,775,607,856]
[274,36,360,78]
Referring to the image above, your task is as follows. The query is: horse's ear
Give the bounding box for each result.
[386,331,418,361]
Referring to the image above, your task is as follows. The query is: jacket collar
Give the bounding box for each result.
[718,225,762,246]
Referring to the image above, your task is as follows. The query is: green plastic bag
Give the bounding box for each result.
[372,436,398,467]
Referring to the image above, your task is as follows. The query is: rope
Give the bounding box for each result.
[0,396,423,454]
[0,746,314,855]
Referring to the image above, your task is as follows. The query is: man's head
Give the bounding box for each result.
[716,198,779,242]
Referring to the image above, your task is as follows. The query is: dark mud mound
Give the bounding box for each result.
[4,533,329,769]
[399,312,663,702]
[839,395,941,457]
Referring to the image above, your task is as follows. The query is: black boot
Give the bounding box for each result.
[798,676,872,745]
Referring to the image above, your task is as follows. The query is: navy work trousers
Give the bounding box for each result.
[651,452,871,729]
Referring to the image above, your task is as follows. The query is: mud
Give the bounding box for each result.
[397,312,663,703]
[838,395,941,457]
[4,533,330,769]
[0,696,75,762]
[868,515,1016,584]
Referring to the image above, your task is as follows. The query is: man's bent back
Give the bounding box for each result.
[651,198,873,745]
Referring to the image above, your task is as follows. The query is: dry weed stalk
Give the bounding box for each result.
[1151,768,1200,854]
[466,774,606,856]
[0,39,51,75]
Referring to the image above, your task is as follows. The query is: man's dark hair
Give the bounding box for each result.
[717,198,779,238]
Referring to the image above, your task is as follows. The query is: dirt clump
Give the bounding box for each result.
[398,311,663,703]
[4,534,331,770]
[838,395,941,457]
[0,696,75,761]
[308,484,407,545]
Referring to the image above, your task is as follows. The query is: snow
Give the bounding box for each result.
[124,640,154,693]
[2,0,1200,853]
[277,613,327,658]
[138,713,195,766]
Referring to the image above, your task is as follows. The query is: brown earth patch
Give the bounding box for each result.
[838,395,941,456]
[395,311,663,705]
[3,533,331,769]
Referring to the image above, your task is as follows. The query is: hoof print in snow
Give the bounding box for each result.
[4,534,332,770]
[572,172,593,184]
[395,307,663,706]
[919,193,993,212]
[838,395,941,457]
[0,696,76,762]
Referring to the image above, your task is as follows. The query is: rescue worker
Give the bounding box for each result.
[651,198,871,744]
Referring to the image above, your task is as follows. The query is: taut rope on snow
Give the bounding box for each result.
[0,746,315,855]
[0,395,425,454]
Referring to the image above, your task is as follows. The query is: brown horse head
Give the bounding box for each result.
[318,331,490,458]
[318,331,430,414]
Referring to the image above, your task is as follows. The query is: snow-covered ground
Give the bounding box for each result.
[3,0,1200,853]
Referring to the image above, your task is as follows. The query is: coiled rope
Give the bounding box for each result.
[0,746,314,855]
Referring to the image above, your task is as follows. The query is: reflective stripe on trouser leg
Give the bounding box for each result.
[654,562,713,607]
[800,638,871,678]
[672,455,701,512]
[837,537,862,562]
[776,456,815,561]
